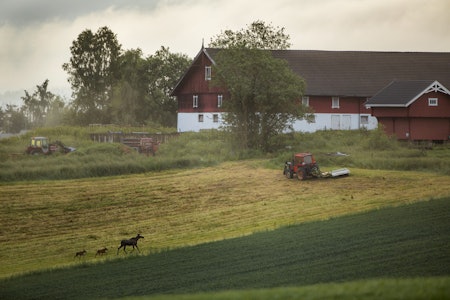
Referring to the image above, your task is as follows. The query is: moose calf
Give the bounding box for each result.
[95,247,108,256]
[75,250,87,258]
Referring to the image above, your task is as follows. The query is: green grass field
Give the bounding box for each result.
[0,197,449,299]
[0,160,450,299]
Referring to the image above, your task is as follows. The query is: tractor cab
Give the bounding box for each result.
[27,137,50,154]
[293,152,315,166]
[26,137,60,155]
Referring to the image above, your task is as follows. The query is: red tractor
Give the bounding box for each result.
[283,152,350,180]
[283,152,321,180]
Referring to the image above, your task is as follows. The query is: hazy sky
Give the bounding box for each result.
[1,0,449,103]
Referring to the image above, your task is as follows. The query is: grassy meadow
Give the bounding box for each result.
[0,126,450,299]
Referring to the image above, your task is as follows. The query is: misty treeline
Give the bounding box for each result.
[0,26,191,133]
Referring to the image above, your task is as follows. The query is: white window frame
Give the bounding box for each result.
[332,97,340,109]
[213,114,219,123]
[302,96,309,107]
[428,98,438,106]
[205,66,212,80]
[217,94,223,108]
[198,114,204,122]
[193,95,198,108]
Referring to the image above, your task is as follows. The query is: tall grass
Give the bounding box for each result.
[1,126,449,182]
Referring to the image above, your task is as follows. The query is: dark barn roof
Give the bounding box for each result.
[204,48,450,97]
[366,80,432,107]
[366,80,450,107]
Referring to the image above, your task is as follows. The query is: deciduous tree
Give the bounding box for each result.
[145,46,191,127]
[63,26,121,125]
[210,21,310,151]
[21,79,61,127]
[209,20,291,50]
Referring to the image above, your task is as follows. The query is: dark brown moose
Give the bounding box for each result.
[117,234,144,254]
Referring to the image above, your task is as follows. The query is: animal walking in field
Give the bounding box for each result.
[117,234,144,254]
[95,247,108,256]
[75,250,87,258]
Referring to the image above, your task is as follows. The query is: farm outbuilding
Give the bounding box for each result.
[365,80,450,142]
[172,46,450,141]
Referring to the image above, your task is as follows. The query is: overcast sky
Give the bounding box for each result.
[1,0,449,104]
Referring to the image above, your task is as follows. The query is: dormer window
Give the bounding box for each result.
[205,66,211,80]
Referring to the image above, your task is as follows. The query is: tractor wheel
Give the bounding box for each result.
[297,170,306,181]
[285,169,292,179]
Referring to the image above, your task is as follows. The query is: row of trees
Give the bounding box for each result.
[62,27,191,127]
[0,80,66,133]
[0,26,191,132]
[2,21,310,152]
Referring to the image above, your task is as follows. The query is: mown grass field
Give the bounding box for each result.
[1,160,450,299]
[1,161,450,279]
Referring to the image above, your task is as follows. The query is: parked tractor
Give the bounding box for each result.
[26,137,75,155]
[283,152,350,180]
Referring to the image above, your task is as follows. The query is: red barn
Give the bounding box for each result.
[172,46,450,141]
[365,80,450,141]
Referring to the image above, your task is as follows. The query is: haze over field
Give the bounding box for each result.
[1,0,449,106]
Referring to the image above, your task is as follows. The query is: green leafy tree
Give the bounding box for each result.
[144,46,191,127]
[44,96,68,126]
[21,79,59,127]
[209,20,291,50]
[63,26,122,125]
[110,46,191,127]
[2,104,27,133]
[110,48,147,125]
[210,21,310,151]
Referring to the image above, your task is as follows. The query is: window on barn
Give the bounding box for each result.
[198,114,204,122]
[193,95,198,108]
[360,115,369,126]
[302,96,309,107]
[332,97,340,109]
[213,114,219,123]
[205,66,212,80]
[217,94,223,108]
[428,98,438,106]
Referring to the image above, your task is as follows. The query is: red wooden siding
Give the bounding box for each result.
[408,92,450,118]
[410,118,449,140]
[309,96,369,114]
[176,51,226,114]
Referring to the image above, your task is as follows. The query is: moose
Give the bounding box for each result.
[117,234,144,254]
[74,250,87,258]
[95,247,108,256]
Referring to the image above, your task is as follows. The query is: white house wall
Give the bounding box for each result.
[291,113,378,132]
[178,112,378,132]
[178,113,223,132]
